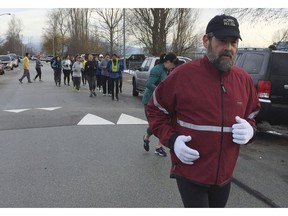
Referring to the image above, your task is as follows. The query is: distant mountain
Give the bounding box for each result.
[125,46,144,55]
[29,37,42,53]
[27,38,145,56]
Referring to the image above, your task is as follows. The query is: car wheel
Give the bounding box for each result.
[132,79,139,97]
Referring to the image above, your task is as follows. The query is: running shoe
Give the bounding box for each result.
[143,135,150,152]
[155,147,167,157]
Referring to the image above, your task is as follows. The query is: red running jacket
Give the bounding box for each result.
[146,55,261,186]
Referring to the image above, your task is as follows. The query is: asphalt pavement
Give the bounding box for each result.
[0,62,287,210]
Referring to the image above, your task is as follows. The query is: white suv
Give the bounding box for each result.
[8,53,19,68]
[0,55,14,70]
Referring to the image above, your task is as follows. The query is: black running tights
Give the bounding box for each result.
[176,178,231,208]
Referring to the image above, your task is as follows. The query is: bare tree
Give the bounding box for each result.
[68,8,92,55]
[222,8,288,46]
[272,29,288,42]
[54,9,70,56]
[222,8,288,24]
[2,15,23,54]
[42,8,93,56]
[171,9,199,56]
[41,10,60,56]
[89,24,102,53]
[127,8,175,56]
[94,8,123,55]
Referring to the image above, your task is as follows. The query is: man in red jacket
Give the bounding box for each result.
[146,14,261,207]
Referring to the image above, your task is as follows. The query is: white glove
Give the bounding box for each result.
[232,116,254,145]
[174,135,200,165]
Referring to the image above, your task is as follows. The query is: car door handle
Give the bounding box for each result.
[284,85,288,89]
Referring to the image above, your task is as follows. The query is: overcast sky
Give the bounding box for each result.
[0,1,287,50]
[0,8,48,44]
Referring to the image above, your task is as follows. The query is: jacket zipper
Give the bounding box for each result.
[215,72,226,184]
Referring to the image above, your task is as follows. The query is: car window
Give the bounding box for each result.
[139,59,148,71]
[271,53,288,76]
[177,60,186,66]
[276,42,288,51]
[0,56,11,61]
[144,59,152,71]
[241,53,264,74]
[9,54,17,57]
[154,59,160,66]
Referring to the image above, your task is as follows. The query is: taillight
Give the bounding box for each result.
[257,80,271,98]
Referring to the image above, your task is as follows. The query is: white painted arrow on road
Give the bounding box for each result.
[117,113,148,125]
[77,114,115,125]
[3,109,31,113]
[36,107,62,111]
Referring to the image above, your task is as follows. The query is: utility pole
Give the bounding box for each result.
[21,34,23,57]
[52,19,57,56]
[53,36,55,56]
[123,8,126,70]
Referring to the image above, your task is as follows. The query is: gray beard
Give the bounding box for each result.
[207,45,235,72]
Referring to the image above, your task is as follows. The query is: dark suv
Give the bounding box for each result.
[126,54,146,70]
[235,48,288,125]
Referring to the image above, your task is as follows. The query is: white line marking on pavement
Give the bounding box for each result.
[3,109,31,113]
[36,107,62,111]
[77,113,115,125]
[117,113,148,125]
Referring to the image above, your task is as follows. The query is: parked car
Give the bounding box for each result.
[0,63,4,75]
[235,48,288,125]
[45,55,54,63]
[0,55,13,70]
[30,55,37,61]
[125,54,146,70]
[8,53,19,68]
[132,56,191,96]
[17,55,23,63]
[275,41,288,51]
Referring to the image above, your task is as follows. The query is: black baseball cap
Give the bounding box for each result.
[206,14,242,40]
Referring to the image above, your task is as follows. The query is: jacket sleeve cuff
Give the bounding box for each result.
[168,134,179,151]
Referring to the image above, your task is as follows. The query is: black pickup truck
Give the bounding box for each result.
[235,48,288,125]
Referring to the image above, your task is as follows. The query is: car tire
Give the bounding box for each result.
[132,79,139,97]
